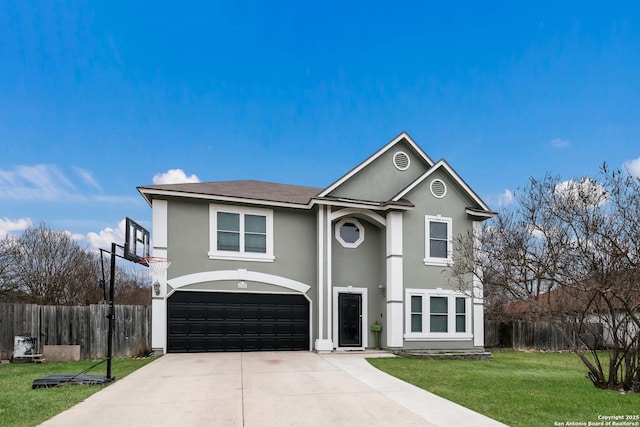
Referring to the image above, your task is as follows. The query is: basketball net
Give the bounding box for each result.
[139,256,172,275]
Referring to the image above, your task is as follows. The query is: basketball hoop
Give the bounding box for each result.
[139,256,172,275]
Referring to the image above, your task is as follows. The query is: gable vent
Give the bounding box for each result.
[393,151,410,171]
[430,179,447,198]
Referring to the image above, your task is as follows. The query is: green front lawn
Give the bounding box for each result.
[0,357,155,427]
[368,351,640,427]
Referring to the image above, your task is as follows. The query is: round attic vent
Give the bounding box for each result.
[430,179,447,198]
[393,151,410,171]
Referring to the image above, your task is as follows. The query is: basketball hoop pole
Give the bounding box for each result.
[106,242,117,380]
[102,218,155,381]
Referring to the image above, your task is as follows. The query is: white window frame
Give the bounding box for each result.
[335,218,365,248]
[424,215,453,266]
[209,204,275,262]
[404,289,472,341]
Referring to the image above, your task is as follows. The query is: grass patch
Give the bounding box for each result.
[0,357,155,427]
[368,351,640,427]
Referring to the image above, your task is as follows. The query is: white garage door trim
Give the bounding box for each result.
[168,269,311,294]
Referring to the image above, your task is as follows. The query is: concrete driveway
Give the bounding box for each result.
[39,352,506,427]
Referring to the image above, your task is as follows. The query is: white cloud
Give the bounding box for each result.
[551,138,570,148]
[0,169,17,186]
[0,217,33,238]
[73,167,102,191]
[0,164,83,201]
[0,164,137,206]
[554,178,607,206]
[498,189,514,207]
[623,156,640,178]
[69,232,88,242]
[93,195,141,204]
[85,219,127,252]
[485,189,514,208]
[526,224,546,239]
[153,169,200,185]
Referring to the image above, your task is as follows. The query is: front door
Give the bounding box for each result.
[338,293,362,347]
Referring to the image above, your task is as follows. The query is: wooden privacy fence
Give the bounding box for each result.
[0,303,151,360]
[485,320,604,351]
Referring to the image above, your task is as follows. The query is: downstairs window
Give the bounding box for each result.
[405,289,471,340]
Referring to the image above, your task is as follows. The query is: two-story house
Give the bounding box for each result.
[137,132,495,354]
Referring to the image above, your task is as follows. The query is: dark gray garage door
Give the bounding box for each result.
[167,291,310,352]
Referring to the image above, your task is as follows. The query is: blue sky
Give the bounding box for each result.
[1,1,640,251]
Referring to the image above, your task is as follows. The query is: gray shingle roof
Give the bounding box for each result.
[138,180,323,205]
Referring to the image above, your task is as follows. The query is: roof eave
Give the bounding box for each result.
[465,208,497,221]
[137,187,314,210]
[137,187,154,207]
[312,197,414,212]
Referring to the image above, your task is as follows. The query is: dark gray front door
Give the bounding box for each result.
[338,293,362,347]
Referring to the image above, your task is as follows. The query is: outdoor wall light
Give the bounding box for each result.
[153,281,160,296]
[378,284,385,295]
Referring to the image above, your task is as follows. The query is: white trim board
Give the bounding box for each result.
[329,207,387,227]
[168,270,311,294]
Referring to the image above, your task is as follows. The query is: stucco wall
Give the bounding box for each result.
[399,170,480,350]
[402,170,476,291]
[165,198,317,287]
[163,198,319,343]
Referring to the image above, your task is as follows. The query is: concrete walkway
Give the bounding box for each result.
[39,352,507,427]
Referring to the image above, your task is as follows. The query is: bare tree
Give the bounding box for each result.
[2,223,151,306]
[0,236,20,301]
[114,267,152,305]
[451,167,640,392]
[3,223,99,304]
[64,251,104,305]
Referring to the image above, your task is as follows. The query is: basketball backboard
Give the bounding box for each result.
[124,217,150,264]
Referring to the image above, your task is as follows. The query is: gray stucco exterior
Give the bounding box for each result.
[138,132,494,354]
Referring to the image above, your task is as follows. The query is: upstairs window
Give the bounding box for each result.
[209,205,274,262]
[216,212,241,251]
[335,218,365,248]
[424,215,452,266]
[244,214,267,253]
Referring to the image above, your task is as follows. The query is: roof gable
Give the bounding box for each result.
[318,132,435,201]
[392,159,492,213]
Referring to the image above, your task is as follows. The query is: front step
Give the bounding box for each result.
[396,351,493,360]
